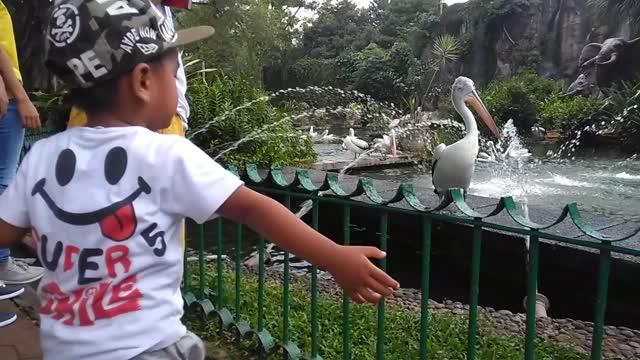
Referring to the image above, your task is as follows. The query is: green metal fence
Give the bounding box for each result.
[181,164,640,360]
[18,132,640,359]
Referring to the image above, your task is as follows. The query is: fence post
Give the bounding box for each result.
[524,233,540,360]
[467,221,483,360]
[342,205,352,360]
[591,240,612,360]
[419,216,432,360]
[376,212,389,360]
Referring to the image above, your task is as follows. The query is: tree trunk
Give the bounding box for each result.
[4,0,54,92]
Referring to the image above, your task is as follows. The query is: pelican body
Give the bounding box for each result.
[343,128,369,159]
[431,77,500,198]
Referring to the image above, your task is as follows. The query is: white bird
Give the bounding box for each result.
[343,128,369,159]
[372,132,397,156]
[308,126,318,139]
[318,129,339,143]
[388,118,401,129]
[531,124,547,140]
[431,77,501,199]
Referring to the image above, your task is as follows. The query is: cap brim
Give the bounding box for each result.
[171,25,215,48]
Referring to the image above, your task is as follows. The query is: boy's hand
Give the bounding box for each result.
[327,245,399,304]
[16,98,41,129]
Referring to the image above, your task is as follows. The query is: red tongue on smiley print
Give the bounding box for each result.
[99,203,136,241]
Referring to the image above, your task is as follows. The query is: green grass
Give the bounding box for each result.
[183,264,587,360]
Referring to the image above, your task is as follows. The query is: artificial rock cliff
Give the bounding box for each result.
[444,0,636,87]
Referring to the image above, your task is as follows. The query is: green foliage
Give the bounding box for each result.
[464,0,534,22]
[600,81,640,149]
[185,264,587,360]
[29,90,69,131]
[186,73,316,167]
[587,0,640,34]
[177,0,304,82]
[300,0,376,58]
[539,97,605,131]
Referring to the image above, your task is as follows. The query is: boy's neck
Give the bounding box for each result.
[86,112,146,129]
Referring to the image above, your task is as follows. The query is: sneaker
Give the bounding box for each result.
[0,257,45,284]
[0,281,24,300]
[0,312,17,328]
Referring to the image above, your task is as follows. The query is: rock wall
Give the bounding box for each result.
[444,0,635,87]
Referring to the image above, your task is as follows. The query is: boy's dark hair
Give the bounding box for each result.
[67,49,178,116]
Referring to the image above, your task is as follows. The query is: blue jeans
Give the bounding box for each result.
[0,100,25,265]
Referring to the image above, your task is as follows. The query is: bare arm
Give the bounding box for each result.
[219,186,400,304]
[0,45,40,128]
[0,218,28,248]
[0,75,7,116]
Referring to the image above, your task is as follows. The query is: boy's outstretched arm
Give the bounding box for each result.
[218,186,400,304]
[0,218,27,248]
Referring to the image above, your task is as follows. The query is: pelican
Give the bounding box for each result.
[531,124,546,140]
[319,129,339,143]
[308,126,318,139]
[343,128,369,159]
[372,131,397,156]
[431,77,500,198]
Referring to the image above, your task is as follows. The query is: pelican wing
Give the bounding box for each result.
[351,137,369,150]
[431,143,447,192]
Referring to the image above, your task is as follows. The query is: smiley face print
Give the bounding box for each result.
[31,147,151,242]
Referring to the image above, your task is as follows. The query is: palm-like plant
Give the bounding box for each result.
[588,0,640,34]
[424,34,461,101]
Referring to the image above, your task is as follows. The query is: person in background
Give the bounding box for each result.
[0,0,45,328]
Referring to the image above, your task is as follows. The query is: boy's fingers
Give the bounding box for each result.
[370,266,400,289]
[366,278,393,297]
[359,246,386,260]
[358,287,381,304]
[350,292,366,304]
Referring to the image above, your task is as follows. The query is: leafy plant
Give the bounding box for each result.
[184,264,588,360]
[587,0,640,34]
[186,73,316,167]
[28,90,70,132]
[539,96,604,132]
[599,81,640,151]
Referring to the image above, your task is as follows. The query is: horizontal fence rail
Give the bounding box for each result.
[18,132,640,360]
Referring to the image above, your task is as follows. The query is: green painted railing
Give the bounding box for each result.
[18,131,640,359]
[181,164,640,360]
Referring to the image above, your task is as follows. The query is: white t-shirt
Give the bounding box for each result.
[0,126,243,360]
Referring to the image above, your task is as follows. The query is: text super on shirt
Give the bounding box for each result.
[0,126,243,360]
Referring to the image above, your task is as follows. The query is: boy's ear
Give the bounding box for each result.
[129,63,154,105]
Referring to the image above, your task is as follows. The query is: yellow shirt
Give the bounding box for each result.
[0,0,22,96]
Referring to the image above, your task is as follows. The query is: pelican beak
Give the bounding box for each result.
[465,90,500,139]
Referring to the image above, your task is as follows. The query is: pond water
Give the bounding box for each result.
[318,142,640,221]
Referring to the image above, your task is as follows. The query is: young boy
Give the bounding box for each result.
[0,1,399,359]
[66,0,190,250]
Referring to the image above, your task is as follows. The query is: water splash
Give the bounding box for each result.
[477,119,538,293]
[188,86,401,141]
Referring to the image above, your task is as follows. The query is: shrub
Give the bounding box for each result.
[480,79,538,136]
[186,74,316,167]
[600,81,640,151]
[539,96,605,131]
